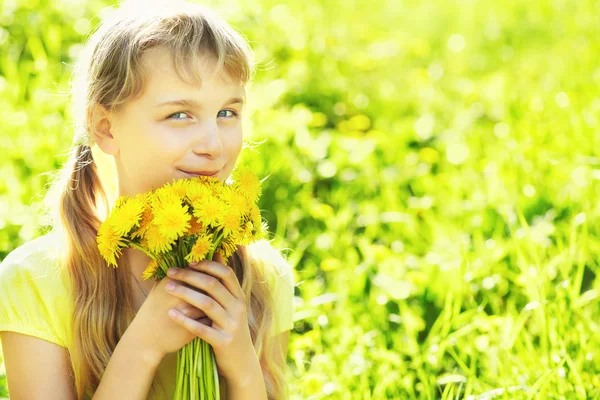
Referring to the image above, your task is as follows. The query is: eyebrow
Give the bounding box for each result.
[154,97,244,108]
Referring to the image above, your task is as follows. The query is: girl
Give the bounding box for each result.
[0,1,295,399]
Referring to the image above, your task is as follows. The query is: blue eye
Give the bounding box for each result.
[167,112,189,120]
[218,109,239,118]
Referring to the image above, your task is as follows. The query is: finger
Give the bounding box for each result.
[166,282,234,330]
[178,304,206,320]
[168,309,221,345]
[189,260,245,301]
[167,267,238,312]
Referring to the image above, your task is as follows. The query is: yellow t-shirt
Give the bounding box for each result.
[0,231,295,399]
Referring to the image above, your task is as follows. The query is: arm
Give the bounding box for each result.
[1,325,164,400]
[225,358,268,400]
[92,322,164,399]
[226,330,290,400]
[0,332,77,399]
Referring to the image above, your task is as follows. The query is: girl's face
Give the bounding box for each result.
[93,46,246,197]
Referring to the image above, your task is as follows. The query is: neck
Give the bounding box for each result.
[122,247,156,295]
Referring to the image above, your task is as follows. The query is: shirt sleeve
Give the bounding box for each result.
[0,235,70,348]
[248,240,295,337]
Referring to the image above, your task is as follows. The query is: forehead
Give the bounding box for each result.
[139,46,245,102]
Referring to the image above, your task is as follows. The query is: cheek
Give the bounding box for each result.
[134,122,189,159]
[224,135,243,172]
[121,124,181,173]
[223,129,243,156]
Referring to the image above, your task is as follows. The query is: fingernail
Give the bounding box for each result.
[189,261,198,267]
[167,268,177,276]
[166,282,176,290]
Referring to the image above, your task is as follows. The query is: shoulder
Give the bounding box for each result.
[246,239,295,288]
[0,230,66,284]
[0,230,72,347]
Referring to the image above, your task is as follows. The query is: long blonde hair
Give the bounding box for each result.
[42,1,288,398]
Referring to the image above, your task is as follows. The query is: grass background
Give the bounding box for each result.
[1,0,600,398]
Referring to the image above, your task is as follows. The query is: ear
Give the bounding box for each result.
[88,104,119,156]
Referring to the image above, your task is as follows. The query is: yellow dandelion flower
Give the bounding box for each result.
[216,183,232,200]
[186,181,212,204]
[114,195,128,209]
[185,232,214,263]
[109,195,146,236]
[145,224,175,253]
[237,192,253,214]
[245,205,267,241]
[142,259,159,280]
[153,200,191,241]
[170,178,190,198]
[232,166,262,203]
[218,237,238,260]
[227,223,245,245]
[218,185,249,214]
[248,204,262,231]
[151,185,182,209]
[210,182,226,197]
[193,175,223,197]
[130,206,153,239]
[192,196,226,227]
[197,175,220,186]
[187,216,205,235]
[220,207,242,237]
[97,220,128,267]
[236,221,254,245]
[255,220,269,240]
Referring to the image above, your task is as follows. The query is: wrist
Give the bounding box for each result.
[122,322,165,368]
[225,367,268,400]
[225,353,263,389]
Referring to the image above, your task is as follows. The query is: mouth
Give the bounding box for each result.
[178,169,220,178]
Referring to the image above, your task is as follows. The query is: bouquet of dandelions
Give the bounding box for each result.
[96,165,266,400]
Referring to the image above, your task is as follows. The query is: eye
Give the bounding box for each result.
[218,109,239,119]
[167,112,190,120]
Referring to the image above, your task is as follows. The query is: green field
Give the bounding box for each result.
[1,0,600,398]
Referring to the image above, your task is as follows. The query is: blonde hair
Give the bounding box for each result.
[42,1,288,398]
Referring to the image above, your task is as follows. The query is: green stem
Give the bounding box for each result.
[212,347,220,400]
[185,345,190,398]
[207,230,225,260]
[191,343,197,399]
[203,340,211,399]
[204,341,210,396]
[183,367,188,399]
[199,338,206,400]
[127,241,156,259]
[174,352,179,399]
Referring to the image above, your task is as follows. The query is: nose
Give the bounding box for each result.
[191,121,223,158]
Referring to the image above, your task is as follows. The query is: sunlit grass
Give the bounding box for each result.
[1,0,599,398]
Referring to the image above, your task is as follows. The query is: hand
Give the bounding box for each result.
[128,273,209,360]
[164,253,257,381]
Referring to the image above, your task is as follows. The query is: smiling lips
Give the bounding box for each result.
[179,169,220,178]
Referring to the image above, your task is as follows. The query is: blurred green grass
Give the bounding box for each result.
[1,0,600,398]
